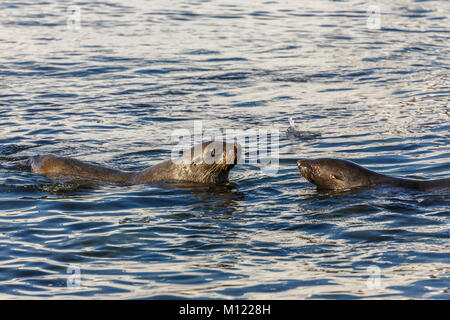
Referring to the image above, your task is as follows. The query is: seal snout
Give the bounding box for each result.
[297,160,311,171]
[296,160,315,182]
[215,142,240,168]
[222,142,240,165]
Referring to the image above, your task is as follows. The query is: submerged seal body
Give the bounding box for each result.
[297,158,450,191]
[19,141,240,185]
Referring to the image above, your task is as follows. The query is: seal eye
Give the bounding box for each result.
[332,174,344,181]
[211,149,215,157]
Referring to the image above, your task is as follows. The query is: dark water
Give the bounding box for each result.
[0,0,449,299]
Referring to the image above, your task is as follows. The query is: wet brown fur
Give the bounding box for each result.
[18,141,239,185]
[297,158,450,191]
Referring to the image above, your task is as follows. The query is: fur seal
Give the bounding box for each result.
[18,141,240,185]
[297,158,450,191]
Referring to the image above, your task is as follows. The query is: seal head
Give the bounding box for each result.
[297,158,450,191]
[169,141,240,184]
[132,141,241,184]
[297,159,376,190]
